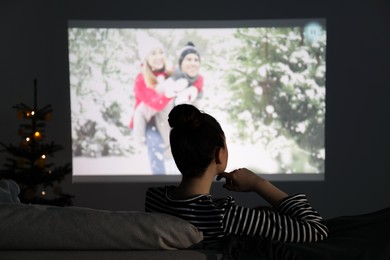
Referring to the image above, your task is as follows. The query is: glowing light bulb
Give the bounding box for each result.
[41,155,46,159]
[26,137,31,142]
[34,131,41,138]
[31,111,35,116]
[41,191,46,196]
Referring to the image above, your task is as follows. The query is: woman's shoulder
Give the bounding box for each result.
[146,185,171,193]
[146,186,179,199]
[145,186,167,197]
[212,195,235,207]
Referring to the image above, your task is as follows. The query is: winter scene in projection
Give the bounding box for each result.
[68,23,326,176]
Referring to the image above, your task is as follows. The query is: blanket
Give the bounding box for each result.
[222,207,390,260]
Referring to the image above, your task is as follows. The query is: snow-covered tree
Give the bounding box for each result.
[225,26,326,173]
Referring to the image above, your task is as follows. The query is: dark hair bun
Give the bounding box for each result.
[168,104,203,129]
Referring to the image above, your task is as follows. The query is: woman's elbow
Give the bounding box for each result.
[312,223,329,242]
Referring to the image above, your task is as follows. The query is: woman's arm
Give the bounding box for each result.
[223,194,328,242]
[218,168,328,242]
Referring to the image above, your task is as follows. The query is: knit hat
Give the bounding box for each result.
[136,31,164,61]
[178,42,201,69]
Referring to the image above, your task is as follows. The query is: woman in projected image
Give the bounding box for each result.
[130,34,203,175]
[129,33,172,175]
[146,104,328,249]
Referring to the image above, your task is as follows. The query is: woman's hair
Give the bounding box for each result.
[142,61,174,88]
[142,64,162,88]
[168,104,225,178]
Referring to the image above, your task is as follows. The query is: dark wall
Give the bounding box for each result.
[1,0,389,219]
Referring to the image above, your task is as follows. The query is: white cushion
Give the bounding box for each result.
[0,203,203,250]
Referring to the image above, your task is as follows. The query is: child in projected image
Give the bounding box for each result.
[161,42,204,106]
[145,104,328,247]
[132,41,203,159]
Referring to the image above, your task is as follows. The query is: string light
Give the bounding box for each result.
[26,137,31,142]
[26,110,35,117]
[41,190,46,196]
[34,131,41,139]
[36,155,46,168]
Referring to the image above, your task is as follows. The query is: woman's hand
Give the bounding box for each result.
[216,168,262,192]
[217,168,288,207]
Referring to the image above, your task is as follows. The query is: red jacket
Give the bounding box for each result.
[129,71,203,128]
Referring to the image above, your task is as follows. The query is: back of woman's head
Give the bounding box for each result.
[168,104,225,178]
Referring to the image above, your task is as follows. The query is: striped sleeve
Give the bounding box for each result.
[223,194,328,243]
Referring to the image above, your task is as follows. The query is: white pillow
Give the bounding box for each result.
[0,203,203,250]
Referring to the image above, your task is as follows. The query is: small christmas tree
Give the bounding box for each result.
[0,79,73,206]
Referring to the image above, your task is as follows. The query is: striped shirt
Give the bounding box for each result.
[145,186,328,244]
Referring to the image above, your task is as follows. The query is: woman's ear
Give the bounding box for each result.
[215,144,228,172]
[215,146,228,165]
[215,148,222,164]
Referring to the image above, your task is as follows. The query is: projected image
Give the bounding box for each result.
[68,19,326,181]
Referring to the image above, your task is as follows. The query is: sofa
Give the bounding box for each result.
[0,179,222,260]
[1,179,390,260]
[0,202,224,260]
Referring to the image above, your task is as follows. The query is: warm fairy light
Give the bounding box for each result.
[26,137,31,142]
[41,154,46,159]
[26,111,35,117]
[41,191,46,196]
[34,131,41,138]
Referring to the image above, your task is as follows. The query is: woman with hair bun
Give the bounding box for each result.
[145,104,328,246]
